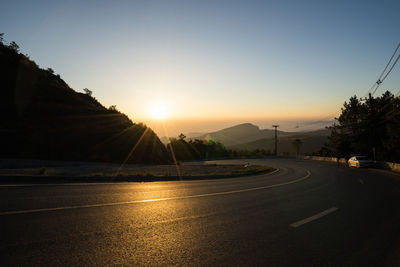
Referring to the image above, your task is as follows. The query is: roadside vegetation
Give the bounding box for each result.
[167,134,274,161]
[317,92,400,162]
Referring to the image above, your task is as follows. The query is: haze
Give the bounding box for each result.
[1,0,399,136]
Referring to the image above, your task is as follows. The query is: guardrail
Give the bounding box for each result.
[300,156,400,173]
[376,161,400,173]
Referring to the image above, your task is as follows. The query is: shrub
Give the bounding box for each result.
[39,167,47,175]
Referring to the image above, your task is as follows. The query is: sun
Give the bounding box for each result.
[150,104,168,119]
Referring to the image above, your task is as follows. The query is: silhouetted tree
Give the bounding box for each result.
[8,41,19,52]
[178,133,186,141]
[108,105,117,111]
[83,88,92,96]
[325,91,400,161]
[167,136,230,161]
[0,33,4,44]
[47,68,54,74]
[292,139,303,156]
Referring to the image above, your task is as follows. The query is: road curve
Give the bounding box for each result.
[1,158,400,266]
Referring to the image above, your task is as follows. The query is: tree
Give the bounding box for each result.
[292,139,303,156]
[47,68,54,74]
[325,91,400,161]
[0,33,4,44]
[83,88,92,96]
[109,105,117,111]
[178,133,186,141]
[8,41,19,52]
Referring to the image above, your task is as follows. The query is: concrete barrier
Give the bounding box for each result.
[376,161,400,173]
[305,156,341,163]
[300,156,400,173]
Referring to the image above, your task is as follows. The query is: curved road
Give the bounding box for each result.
[1,159,400,266]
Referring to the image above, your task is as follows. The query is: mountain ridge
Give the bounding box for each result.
[0,41,169,163]
[190,123,330,154]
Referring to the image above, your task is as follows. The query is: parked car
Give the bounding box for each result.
[347,156,374,168]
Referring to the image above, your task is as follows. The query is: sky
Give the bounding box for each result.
[1,0,399,136]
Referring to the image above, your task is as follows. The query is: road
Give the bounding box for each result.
[1,158,400,266]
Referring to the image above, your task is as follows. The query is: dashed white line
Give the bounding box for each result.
[290,207,338,228]
[0,169,310,216]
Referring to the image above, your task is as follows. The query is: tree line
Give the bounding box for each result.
[166,134,273,161]
[317,91,400,162]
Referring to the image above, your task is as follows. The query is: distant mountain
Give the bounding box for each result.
[0,42,169,163]
[192,123,330,154]
[230,129,330,154]
[185,132,206,138]
[194,123,275,146]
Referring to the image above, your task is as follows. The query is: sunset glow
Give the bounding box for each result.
[2,1,398,136]
[150,104,168,120]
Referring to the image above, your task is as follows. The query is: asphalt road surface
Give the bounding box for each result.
[1,158,400,266]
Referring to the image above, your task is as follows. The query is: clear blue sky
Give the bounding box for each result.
[1,0,399,134]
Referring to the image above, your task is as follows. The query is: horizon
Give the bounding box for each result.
[143,117,333,138]
[1,0,399,136]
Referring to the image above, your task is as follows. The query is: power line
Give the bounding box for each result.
[295,42,400,130]
[377,53,400,85]
[367,42,400,97]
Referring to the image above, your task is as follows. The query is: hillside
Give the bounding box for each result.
[194,123,276,146]
[193,123,330,155]
[0,42,169,163]
[230,130,330,154]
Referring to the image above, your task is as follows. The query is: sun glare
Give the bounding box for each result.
[150,104,168,119]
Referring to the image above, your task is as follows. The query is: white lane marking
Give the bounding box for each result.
[0,168,281,187]
[359,179,364,185]
[0,169,310,216]
[290,207,338,228]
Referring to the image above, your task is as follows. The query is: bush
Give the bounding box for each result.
[39,167,47,175]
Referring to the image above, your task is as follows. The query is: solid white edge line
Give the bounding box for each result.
[0,168,311,216]
[290,207,338,228]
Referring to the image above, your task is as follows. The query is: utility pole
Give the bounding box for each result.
[272,125,279,156]
[372,147,376,162]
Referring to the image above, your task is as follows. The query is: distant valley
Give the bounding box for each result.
[163,123,330,155]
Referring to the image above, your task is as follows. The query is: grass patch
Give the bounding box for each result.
[73,165,273,179]
[230,165,273,175]
[132,172,155,177]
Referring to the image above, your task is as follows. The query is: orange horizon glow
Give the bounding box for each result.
[135,110,341,123]
[136,112,339,138]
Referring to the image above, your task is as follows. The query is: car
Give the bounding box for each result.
[347,156,374,168]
